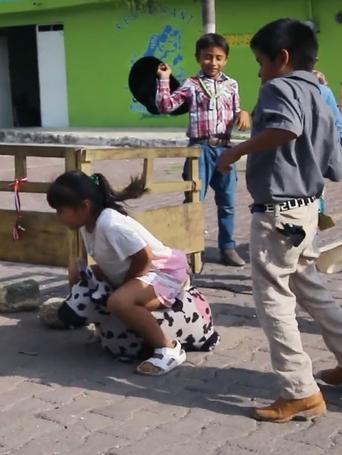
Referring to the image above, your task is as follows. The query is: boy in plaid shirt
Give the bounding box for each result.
[156,33,249,266]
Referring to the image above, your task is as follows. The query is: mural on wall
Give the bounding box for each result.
[129,24,186,114]
[143,25,185,79]
[223,33,253,47]
[114,2,192,116]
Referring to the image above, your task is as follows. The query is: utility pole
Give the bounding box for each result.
[202,0,216,33]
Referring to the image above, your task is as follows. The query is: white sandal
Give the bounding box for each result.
[136,340,186,376]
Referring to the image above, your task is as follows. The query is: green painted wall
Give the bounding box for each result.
[0,1,112,14]
[0,0,341,128]
[217,0,342,115]
[217,0,308,113]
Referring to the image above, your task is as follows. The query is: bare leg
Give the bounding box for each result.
[107,279,177,373]
[107,278,173,348]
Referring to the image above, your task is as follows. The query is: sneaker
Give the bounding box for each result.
[253,391,327,423]
[220,249,246,267]
[316,366,342,386]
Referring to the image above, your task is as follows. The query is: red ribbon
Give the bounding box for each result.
[9,177,27,241]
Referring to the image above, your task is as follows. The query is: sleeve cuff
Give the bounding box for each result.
[265,121,301,137]
[158,78,170,87]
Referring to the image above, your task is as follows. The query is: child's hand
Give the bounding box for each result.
[313,70,328,85]
[157,63,172,80]
[217,147,242,174]
[235,110,250,131]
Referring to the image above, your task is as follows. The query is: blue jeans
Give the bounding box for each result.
[184,145,237,250]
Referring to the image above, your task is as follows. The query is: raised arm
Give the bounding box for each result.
[156,63,190,113]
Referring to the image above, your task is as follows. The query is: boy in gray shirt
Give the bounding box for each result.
[218,18,342,422]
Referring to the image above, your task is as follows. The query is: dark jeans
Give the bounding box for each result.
[184,144,237,250]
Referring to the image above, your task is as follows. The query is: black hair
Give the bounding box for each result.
[250,18,318,71]
[47,170,146,216]
[195,33,229,58]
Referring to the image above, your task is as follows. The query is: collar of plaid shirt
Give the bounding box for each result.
[198,71,228,80]
[189,71,235,138]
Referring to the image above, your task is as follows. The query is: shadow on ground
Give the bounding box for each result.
[0,310,339,421]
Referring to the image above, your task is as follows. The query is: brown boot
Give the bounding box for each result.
[316,366,342,386]
[253,392,327,423]
[220,249,246,267]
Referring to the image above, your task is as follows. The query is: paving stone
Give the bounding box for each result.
[0,417,60,450]
[198,415,256,446]
[9,416,115,455]
[324,431,342,454]
[69,431,130,455]
[36,394,113,426]
[100,405,189,442]
[285,413,342,450]
[268,440,325,455]
[153,441,215,455]
[37,386,85,405]
[0,280,40,312]
[0,397,54,429]
[83,412,124,433]
[105,425,194,455]
[215,445,261,455]
[0,376,25,391]
[233,420,312,453]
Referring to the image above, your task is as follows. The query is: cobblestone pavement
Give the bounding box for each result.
[0,156,342,454]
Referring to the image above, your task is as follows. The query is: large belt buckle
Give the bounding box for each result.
[208,137,220,147]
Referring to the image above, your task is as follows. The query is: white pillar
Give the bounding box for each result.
[202,0,216,34]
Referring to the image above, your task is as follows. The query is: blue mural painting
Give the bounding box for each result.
[130,24,186,114]
[143,25,185,80]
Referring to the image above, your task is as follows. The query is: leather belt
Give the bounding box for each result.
[250,196,316,214]
[190,137,232,147]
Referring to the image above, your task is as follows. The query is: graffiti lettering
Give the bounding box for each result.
[223,33,253,47]
[129,24,186,115]
[115,3,193,31]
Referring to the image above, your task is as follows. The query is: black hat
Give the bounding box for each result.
[128,56,188,116]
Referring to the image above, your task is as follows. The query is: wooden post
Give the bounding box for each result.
[143,157,154,187]
[79,148,92,176]
[64,149,84,283]
[78,149,91,266]
[187,155,203,274]
[14,151,27,179]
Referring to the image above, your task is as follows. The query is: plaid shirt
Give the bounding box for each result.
[156,72,240,139]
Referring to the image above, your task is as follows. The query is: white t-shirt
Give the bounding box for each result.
[80,208,171,287]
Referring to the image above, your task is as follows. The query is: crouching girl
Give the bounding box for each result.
[42,171,219,375]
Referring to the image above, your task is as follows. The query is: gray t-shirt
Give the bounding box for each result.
[246,71,342,204]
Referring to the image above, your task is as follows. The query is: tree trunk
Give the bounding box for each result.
[201,0,216,34]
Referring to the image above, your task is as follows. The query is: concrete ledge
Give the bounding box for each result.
[0,127,250,149]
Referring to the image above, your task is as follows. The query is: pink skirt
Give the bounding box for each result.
[137,249,189,307]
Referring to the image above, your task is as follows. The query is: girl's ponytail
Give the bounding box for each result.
[47,170,147,217]
[93,173,147,215]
